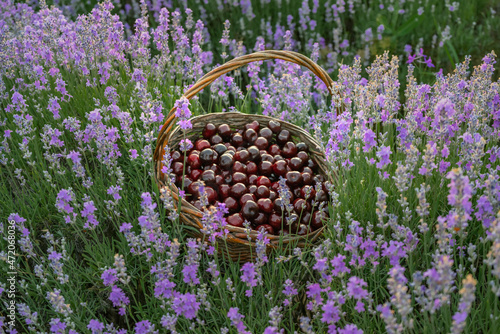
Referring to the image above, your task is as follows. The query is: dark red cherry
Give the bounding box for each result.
[173,162,184,175]
[274,155,284,162]
[268,120,281,134]
[293,187,301,198]
[231,133,244,147]
[277,130,291,145]
[233,172,248,184]
[246,161,258,174]
[256,176,271,187]
[202,123,217,138]
[208,164,221,174]
[180,177,192,190]
[302,172,313,185]
[255,137,269,150]
[240,193,256,206]
[257,198,273,213]
[314,174,325,183]
[296,142,309,152]
[200,148,217,165]
[210,135,223,145]
[254,213,268,225]
[274,198,284,214]
[187,181,202,198]
[222,170,232,183]
[297,224,311,236]
[234,149,250,163]
[248,174,258,185]
[286,171,302,188]
[268,144,281,156]
[215,175,224,186]
[247,146,260,161]
[257,224,274,235]
[259,161,273,176]
[269,213,282,231]
[241,200,259,220]
[293,198,311,214]
[315,190,328,202]
[213,143,227,155]
[244,128,258,143]
[219,153,234,170]
[311,211,328,229]
[188,153,201,169]
[302,166,313,175]
[230,183,248,199]
[218,124,232,139]
[272,160,287,176]
[248,185,257,194]
[300,211,312,225]
[233,161,247,173]
[270,182,280,193]
[190,168,202,180]
[301,185,316,200]
[227,213,244,227]
[259,127,273,141]
[171,151,183,162]
[193,200,204,211]
[256,185,270,198]
[282,142,298,158]
[297,151,309,163]
[195,139,211,151]
[261,153,274,163]
[224,197,240,213]
[205,187,217,203]
[289,157,303,170]
[245,121,260,132]
[201,170,216,185]
[269,190,277,201]
[219,184,231,199]
[307,159,318,170]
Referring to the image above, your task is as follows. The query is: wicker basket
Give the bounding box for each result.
[153,50,335,262]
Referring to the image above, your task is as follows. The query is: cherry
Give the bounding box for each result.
[233,161,247,173]
[231,133,244,147]
[248,174,258,185]
[286,171,303,188]
[222,170,232,183]
[255,137,269,150]
[254,213,268,225]
[215,175,224,186]
[315,190,328,202]
[246,161,258,174]
[188,153,201,169]
[245,121,260,132]
[227,213,244,227]
[302,172,313,185]
[234,149,250,163]
[210,135,223,145]
[293,198,311,214]
[277,130,291,145]
[218,124,232,139]
[259,127,273,141]
[268,144,281,156]
[193,200,204,211]
[274,198,284,214]
[205,187,217,203]
[297,224,311,236]
[311,211,328,230]
[268,213,282,231]
[293,187,301,198]
[201,170,216,185]
[213,143,227,155]
[200,148,217,165]
[219,184,231,199]
[202,123,217,139]
[233,172,248,184]
[248,185,257,194]
[256,185,270,198]
[187,181,202,198]
[244,128,258,143]
[314,174,325,183]
[172,151,183,162]
[219,153,234,170]
[257,198,273,213]
[241,200,259,220]
[274,155,284,161]
[224,197,240,213]
[190,168,202,180]
[269,190,277,201]
[259,161,273,176]
[256,176,271,187]
[302,166,313,174]
[240,193,256,206]
[195,139,211,151]
[247,145,260,161]
[282,142,298,158]
[268,120,281,133]
[257,224,274,235]
[208,164,221,174]
[230,183,248,199]
[297,151,309,163]
[270,162,284,178]
[180,177,192,190]
[301,185,316,200]
[173,162,184,175]
[300,211,312,225]
[289,157,303,170]
[307,159,318,170]
[296,142,309,152]
[261,153,274,163]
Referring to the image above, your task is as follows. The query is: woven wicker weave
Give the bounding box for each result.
[153,50,335,262]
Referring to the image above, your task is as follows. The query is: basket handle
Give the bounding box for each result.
[155,50,335,155]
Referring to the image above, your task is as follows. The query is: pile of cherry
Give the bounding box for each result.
[169,120,329,236]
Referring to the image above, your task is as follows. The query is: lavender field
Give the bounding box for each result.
[1,0,500,333]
